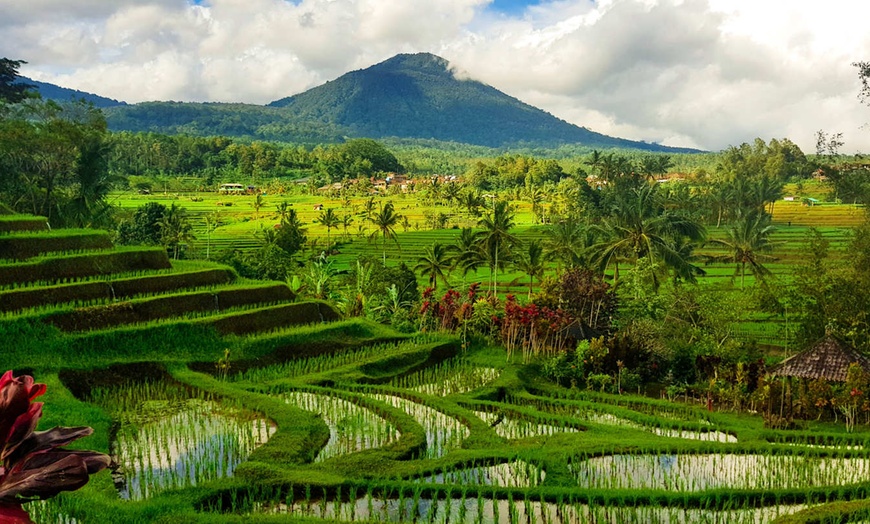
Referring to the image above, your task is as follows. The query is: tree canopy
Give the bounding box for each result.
[0,58,34,104]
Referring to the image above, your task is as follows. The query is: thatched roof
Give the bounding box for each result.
[769,336,870,381]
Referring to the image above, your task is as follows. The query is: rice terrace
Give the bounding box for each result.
[5,35,870,524]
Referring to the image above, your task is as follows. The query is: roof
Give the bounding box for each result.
[769,336,870,381]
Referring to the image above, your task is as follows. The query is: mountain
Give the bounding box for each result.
[19,54,698,152]
[18,77,127,108]
[269,53,693,151]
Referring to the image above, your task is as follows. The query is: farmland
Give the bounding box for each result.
[0,183,868,523]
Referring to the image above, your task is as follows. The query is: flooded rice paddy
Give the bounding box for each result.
[283,391,401,462]
[90,381,275,500]
[571,453,870,491]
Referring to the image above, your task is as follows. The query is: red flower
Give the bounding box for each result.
[0,371,111,515]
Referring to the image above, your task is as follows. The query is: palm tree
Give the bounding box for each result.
[275,201,292,222]
[443,182,462,207]
[452,227,484,279]
[315,208,340,249]
[363,197,377,220]
[252,193,265,219]
[525,186,545,223]
[415,243,455,290]
[460,189,483,217]
[202,210,220,260]
[513,239,545,299]
[708,212,778,288]
[590,184,705,290]
[477,200,518,295]
[158,204,195,260]
[544,217,595,272]
[369,201,401,264]
[340,213,354,240]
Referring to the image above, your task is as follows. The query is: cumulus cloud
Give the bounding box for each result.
[5,0,870,151]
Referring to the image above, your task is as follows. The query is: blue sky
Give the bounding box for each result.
[488,0,540,14]
[3,0,869,151]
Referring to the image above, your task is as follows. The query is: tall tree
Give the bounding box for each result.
[709,212,778,289]
[590,184,705,290]
[369,201,401,265]
[544,217,595,272]
[452,227,484,279]
[477,199,518,295]
[158,204,195,260]
[275,208,307,256]
[0,58,33,103]
[513,239,545,299]
[414,243,455,290]
[315,207,340,249]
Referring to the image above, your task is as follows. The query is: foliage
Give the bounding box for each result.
[0,59,34,104]
[0,370,110,522]
[0,98,112,226]
[115,202,168,246]
[591,183,706,290]
[536,268,616,333]
[499,294,574,361]
[708,211,778,288]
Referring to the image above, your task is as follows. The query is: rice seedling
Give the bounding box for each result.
[473,410,578,440]
[389,357,500,396]
[90,381,275,500]
[255,493,809,523]
[23,499,78,524]
[569,452,870,492]
[580,410,735,443]
[282,391,401,462]
[417,459,546,488]
[234,336,444,383]
[368,393,469,458]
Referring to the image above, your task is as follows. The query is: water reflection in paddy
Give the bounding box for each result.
[91,382,275,501]
[571,453,870,491]
[283,391,400,462]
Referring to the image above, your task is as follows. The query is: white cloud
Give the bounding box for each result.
[6,0,870,152]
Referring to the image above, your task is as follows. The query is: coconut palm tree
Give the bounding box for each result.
[544,217,596,272]
[369,201,401,264]
[315,208,340,250]
[708,212,778,288]
[443,182,462,207]
[340,213,354,240]
[252,192,265,219]
[452,227,484,280]
[513,239,545,299]
[415,243,456,290]
[460,189,483,217]
[158,204,195,260]
[477,200,518,295]
[590,184,705,290]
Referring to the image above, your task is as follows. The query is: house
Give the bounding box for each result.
[769,335,870,382]
[313,204,323,211]
[218,183,245,195]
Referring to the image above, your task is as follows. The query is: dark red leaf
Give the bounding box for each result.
[0,503,34,524]
[0,454,90,501]
[4,427,94,468]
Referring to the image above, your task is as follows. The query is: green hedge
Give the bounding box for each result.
[43,283,295,332]
[0,248,171,286]
[0,230,113,260]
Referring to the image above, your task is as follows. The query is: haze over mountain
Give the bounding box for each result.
[26,53,698,152]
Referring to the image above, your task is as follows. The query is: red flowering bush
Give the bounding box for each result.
[500,295,573,361]
[0,371,111,523]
